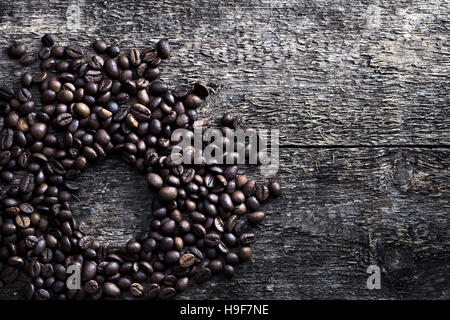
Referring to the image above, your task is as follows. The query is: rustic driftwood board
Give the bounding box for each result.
[0,0,449,299]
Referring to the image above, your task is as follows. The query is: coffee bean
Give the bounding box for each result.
[129,48,141,66]
[143,283,160,300]
[41,34,55,47]
[147,173,163,189]
[38,47,52,60]
[149,81,168,95]
[51,45,65,58]
[106,45,120,58]
[103,282,120,297]
[156,39,170,59]
[65,45,84,59]
[130,282,144,296]
[88,55,104,70]
[20,173,35,193]
[193,266,211,284]
[93,40,108,53]
[0,86,14,100]
[8,41,26,58]
[158,186,178,201]
[74,102,91,118]
[0,266,19,284]
[254,185,269,202]
[30,122,47,139]
[21,72,33,88]
[269,181,282,197]
[130,103,151,121]
[20,52,36,66]
[104,58,119,79]
[248,211,265,224]
[24,282,35,300]
[83,280,99,294]
[184,94,202,109]
[194,82,209,98]
[179,253,195,268]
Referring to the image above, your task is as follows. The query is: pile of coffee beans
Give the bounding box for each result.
[0,34,282,300]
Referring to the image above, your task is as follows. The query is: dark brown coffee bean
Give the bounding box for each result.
[38,47,52,60]
[193,266,211,284]
[103,282,120,297]
[51,45,65,58]
[143,283,160,300]
[0,267,19,284]
[83,280,99,294]
[156,39,171,59]
[184,93,202,109]
[93,40,108,53]
[88,55,104,70]
[269,181,282,197]
[255,185,270,201]
[104,58,119,79]
[20,52,36,66]
[21,72,33,88]
[8,41,26,58]
[129,48,141,66]
[20,173,35,193]
[65,45,83,59]
[41,34,55,47]
[194,81,210,98]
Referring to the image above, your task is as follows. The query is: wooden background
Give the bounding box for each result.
[0,0,449,299]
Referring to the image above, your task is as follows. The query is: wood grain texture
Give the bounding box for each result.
[0,0,449,299]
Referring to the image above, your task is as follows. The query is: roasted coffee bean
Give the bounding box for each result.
[248,211,265,224]
[255,185,269,201]
[130,282,144,296]
[0,267,19,284]
[103,282,120,297]
[56,113,73,127]
[20,52,36,66]
[8,41,26,59]
[65,45,84,59]
[143,283,160,300]
[88,55,104,70]
[0,86,14,100]
[129,48,141,66]
[106,45,120,57]
[38,47,52,60]
[268,181,282,197]
[184,93,202,109]
[93,40,108,53]
[51,45,65,58]
[21,72,33,88]
[130,103,151,121]
[104,58,119,79]
[193,266,211,284]
[179,253,195,268]
[156,39,171,59]
[41,34,55,47]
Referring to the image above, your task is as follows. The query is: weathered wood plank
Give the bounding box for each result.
[1,147,449,299]
[0,0,449,300]
[0,0,449,146]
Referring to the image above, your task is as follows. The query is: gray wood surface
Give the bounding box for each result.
[0,0,449,299]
